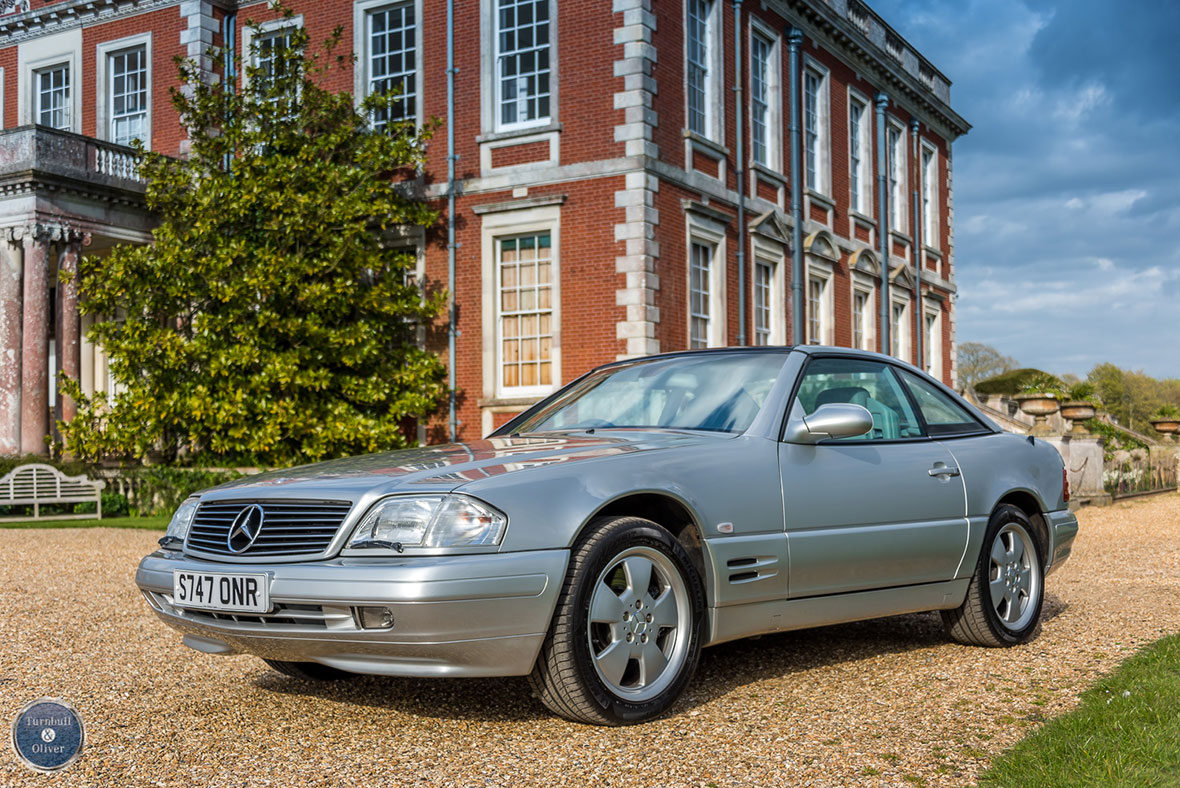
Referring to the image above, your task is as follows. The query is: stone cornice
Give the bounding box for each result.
[0,0,181,44]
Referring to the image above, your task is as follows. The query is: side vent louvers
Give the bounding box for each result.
[726,556,776,585]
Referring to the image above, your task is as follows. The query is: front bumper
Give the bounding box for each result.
[135,549,569,677]
[1045,509,1079,575]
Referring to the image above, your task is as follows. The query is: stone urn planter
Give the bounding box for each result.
[1150,419,1180,443]
[1060,400,1097,435]
[1014,392,1060,436]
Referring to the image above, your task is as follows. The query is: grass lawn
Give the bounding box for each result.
[0,514,170,530]
[979,633,1180,788]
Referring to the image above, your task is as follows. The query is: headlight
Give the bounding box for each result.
[165,497,200,541]
[348,495,507,549]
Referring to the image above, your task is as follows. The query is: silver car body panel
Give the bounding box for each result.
[136,549,568,676]
[136,346,1077,675]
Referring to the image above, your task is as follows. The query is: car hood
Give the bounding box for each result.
[199,430,724,503]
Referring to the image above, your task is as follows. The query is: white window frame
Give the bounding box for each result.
[353,0,424,130]
[802,57,830,195]
[493,0,553,132]
[18,29,82,132]
[684,0,722,142]
[480,205,562,400]
[850,277,875,352]
[924,301,943,379]
[685,211,727,348]
[96,33,152,149]
[887,119,907,234]
[805,263,833,345]
[848,88,872,215]
[921,140,939,249]
[748,22,781,171]
[890,291,911,361]
[241,15,304,92]
[751,236,786,346]
[34,62,71,130]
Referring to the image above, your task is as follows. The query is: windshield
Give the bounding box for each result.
[507,352,790,435]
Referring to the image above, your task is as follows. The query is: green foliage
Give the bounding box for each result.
[60,10,446,467]
[1087,362,1180,435]
[1084,419,1148,460]
[979,634,1180,788]
[1150,404,1180,420]
[1065,382,1099,404]
[0,455,93,480]
[974,368,1059,396]
[132,466,244,515]
[1018,373,1067,398]
[956,342,1020,388]
[75,492,131,517]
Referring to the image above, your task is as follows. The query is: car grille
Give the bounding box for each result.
[185,500,353,557]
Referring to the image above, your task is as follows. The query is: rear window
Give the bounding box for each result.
[898,370,987,436]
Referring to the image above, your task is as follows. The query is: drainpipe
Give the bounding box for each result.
[910,118,923,370]
[875,91,890,356]
[787,27,804,345]
[733,0,745,345]
[446,0,458,442]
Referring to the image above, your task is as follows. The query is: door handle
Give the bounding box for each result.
[929,466,961,478]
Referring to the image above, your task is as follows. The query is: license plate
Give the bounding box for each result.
[172,571,270,614]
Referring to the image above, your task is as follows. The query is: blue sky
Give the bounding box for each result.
[870,0,1180,379]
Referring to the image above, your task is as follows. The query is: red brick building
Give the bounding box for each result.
[0,0,969,452]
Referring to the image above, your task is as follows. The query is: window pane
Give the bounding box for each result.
[369,3,417,130]
[37,64,71,130]
[109,46,148,146]
[686,0,711,135]
[498,0,551,127]
[795,357,923,441]
[898,370,983,436]
[498,232,554,390]
[689,242,711,348]
[750,34,771,166]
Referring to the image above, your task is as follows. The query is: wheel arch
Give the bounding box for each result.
[581,491,708,601]
[993,489,1050,564]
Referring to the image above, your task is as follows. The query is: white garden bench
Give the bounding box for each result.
[0,463,106,522]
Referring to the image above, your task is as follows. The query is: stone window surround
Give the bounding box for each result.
[847,85,873,216]
[684,207,727,348]
[239,14,304,91]
[17,28,82,133]
[748,18,781,172]
[479,0,559,136]
[750,233,786,346]
[683,0,723,145]
[801,54,830,197]
[479,202,562,402]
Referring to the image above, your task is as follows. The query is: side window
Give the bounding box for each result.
[794,357,922,441]
[898,370,986,436]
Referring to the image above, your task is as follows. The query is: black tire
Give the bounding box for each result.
[942,504,1045,647]
[262,659,356,681]
[529,516,705,725]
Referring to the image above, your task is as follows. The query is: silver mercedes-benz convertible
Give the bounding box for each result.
[136,346,1078,725]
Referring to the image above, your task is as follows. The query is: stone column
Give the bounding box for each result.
[0,235,22,456]
[56,235,85,428]
[20,230,51,456]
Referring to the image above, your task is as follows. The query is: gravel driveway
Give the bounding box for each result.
[2,494,1178,787]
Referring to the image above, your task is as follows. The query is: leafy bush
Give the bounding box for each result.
[974,368,1061,396]
[1150,404,1180,420]
[1066,382,1100,404]
[1085,419,1149,460]
[131,466,245,516]
[75,492,131,518]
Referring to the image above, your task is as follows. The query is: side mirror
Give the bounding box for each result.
[784,403,874,444]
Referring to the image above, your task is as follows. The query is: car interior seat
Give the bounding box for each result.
[813,386,897,439]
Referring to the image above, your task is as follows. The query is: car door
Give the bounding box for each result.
[779,356,968,598]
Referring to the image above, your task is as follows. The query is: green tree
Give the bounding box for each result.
[956,342,1019,389]
[60,14,446,466]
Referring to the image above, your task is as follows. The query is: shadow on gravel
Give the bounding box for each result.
[253,607,1016,723]
[253,672,548,723]
[252,594,1073,722]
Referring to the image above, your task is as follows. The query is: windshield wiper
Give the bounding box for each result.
[350,539,405,553]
